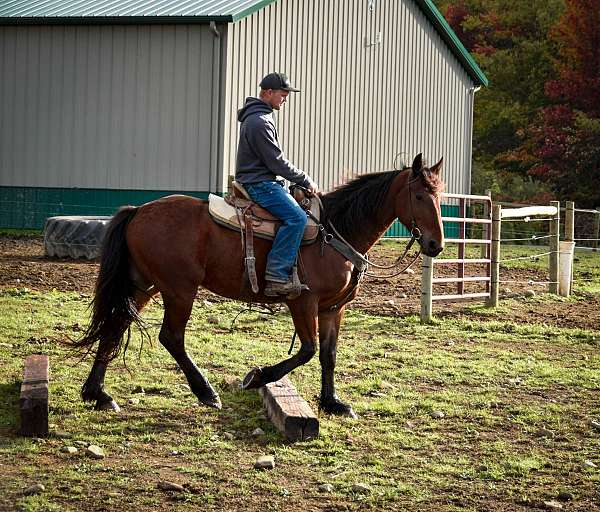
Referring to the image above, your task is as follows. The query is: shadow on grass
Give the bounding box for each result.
[85,388,273,443]
[0,380,21,434]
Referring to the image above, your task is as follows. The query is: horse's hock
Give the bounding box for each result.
[43,216,112,259]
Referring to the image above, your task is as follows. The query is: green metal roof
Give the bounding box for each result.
[0,0,277,23]
[414,0,488,87]
[0,0,487,86]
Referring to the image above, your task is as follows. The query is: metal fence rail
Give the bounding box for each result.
[421,192,492,322]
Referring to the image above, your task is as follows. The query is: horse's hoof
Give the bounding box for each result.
[199,394,222,410]
[95,400,121,413]
[346,408,358,420]
[320,398,357,419]
[241,367,264,390]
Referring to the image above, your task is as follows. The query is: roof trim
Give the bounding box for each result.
[230,0,276,22]
[413,0,488,87]
[0,15,234,25]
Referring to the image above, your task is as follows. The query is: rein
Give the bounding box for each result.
[288,175,425,354]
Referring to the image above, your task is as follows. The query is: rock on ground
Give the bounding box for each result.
[157,481,185,492]
[23,483,45,496]
[86,445,105,459]
[351,483,371,494]
[254,455,275,470]
[543,500,563,510]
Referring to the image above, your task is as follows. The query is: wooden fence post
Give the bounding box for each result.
[566,201,575,294]
[549,200,560,294]
[488,204,502,307]
[565,202,575,242]
[421,255,433,323]
[594,207,600,250]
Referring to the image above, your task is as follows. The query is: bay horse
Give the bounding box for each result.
[76,154,444,418]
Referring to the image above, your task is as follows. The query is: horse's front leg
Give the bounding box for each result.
[242,300,318,389]
[317,307,357,418]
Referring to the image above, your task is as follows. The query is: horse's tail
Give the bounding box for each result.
[73,205,145,361]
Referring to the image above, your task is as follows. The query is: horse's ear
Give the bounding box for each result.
[430,157,444,175]
[411,153,423,176]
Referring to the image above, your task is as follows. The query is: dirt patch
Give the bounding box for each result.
[1,235,600,330]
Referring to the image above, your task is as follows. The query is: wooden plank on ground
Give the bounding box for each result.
[20,354,49,437]
[259,376,319,442]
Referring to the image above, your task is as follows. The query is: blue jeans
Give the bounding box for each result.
[244,181,308,283]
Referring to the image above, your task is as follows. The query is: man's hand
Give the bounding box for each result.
[305,177,318,195]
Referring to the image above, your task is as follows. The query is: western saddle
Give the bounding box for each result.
[207,181,320,296]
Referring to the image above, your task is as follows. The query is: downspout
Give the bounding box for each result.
[209,21,221,194]
[466,85,481,194]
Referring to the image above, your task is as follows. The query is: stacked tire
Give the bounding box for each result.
[43,216,112,260]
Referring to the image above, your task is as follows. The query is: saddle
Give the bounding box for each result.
[208,182,320,242]
[208,181,320,295]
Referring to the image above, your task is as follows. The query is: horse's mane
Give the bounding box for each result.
[320,168,443,242]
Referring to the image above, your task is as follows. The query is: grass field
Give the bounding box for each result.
[1,279,599,511]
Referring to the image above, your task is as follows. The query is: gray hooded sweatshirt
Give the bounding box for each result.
[235,97,311,188]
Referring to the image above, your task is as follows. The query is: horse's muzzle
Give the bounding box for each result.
[424,239,444,257]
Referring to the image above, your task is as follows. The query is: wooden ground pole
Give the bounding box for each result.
[259,376,319,442]
[20,354,49,437]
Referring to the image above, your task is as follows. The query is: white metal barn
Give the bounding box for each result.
[0,0,487,229]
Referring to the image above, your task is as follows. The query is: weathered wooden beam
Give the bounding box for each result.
[259,376,318,442]
[20,355,49,437]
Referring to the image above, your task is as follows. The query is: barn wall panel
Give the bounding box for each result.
[0,24,218,191]
[223,0,474,194]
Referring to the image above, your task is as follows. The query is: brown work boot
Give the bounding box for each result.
[264,279,308,299]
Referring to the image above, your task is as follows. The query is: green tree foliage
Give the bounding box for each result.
[523,0,600,207]
[434,0,564,202]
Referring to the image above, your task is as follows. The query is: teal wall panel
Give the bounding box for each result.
[384,204,460,239]
[0,186,211,229]
[2,185,460,237]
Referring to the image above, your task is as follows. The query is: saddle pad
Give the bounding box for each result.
[208,194,319,243]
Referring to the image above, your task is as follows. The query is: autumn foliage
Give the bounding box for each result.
[438,0,600,206]
[528,0,600,207]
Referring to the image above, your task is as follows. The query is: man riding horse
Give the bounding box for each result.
[76,69,445,418]
[235,72,317,298]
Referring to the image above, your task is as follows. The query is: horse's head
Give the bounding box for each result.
[396,154,445,257]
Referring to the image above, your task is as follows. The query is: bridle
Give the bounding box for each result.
[360,173,424,278]
[305,170,427,279]
[288,171,427,348]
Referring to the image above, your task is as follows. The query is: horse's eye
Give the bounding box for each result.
[415,193,423,201]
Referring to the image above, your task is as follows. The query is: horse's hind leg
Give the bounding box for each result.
[82,289,153,411]
[159,292,221,409]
